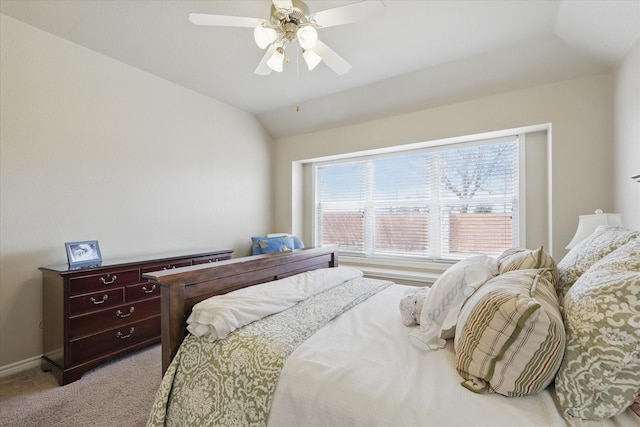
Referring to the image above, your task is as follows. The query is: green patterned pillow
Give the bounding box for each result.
[497,246,558,286]
[555,237,640,420]
[557,226,639,301]
[454,269,565,397]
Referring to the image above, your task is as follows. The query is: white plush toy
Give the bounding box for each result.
[398,287,431,326]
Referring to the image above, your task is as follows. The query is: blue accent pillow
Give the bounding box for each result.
[251,236,295,255]
[291,236,304,249]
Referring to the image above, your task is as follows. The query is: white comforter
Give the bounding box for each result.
[187,267,363,341]
[268,284,639,427]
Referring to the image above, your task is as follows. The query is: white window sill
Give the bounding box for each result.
[340,256,450,286]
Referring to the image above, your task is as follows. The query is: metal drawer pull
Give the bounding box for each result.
[99,275,117,285]
[142,284,156,294]
[116,307,135,318]
[116,327,135,339]
[90,295,109,305]
[163,265,175,270]
[208,258,219,263]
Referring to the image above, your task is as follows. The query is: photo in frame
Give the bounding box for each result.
[65,240,102,268]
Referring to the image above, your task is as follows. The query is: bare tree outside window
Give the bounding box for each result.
[440,144,514,213]
[440,143,517,256]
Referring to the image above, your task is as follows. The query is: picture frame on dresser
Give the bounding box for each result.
[65,240,102,269]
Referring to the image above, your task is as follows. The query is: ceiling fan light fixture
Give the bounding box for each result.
[254,25,278,49]
[303,49,322,70]
[267,46,285,72]
[189,0,380,76]
[296,25,318,50]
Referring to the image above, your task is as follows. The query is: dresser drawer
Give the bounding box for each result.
[69,289,124,315]
[125,282,160,301]
[69,269,140,296]
[69,298,160,340]
[69,316,160,366]
[191,253,232,265]
[141,260,191,275]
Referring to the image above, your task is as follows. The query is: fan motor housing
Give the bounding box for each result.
[270,0,311,26]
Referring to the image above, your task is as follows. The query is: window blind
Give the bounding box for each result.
[438,141,518,258]
[315,136,519,261]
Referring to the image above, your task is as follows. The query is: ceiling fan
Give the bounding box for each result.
[189,0,385,76]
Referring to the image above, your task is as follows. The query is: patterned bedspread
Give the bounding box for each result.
[146,277,391,427]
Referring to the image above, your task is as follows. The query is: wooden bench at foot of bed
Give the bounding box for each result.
[143,245,339,373]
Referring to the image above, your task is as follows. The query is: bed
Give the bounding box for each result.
[143,230,640,427]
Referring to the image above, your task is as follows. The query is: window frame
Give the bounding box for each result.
[312,135,524,263]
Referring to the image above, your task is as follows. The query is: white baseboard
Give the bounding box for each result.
[0,354,42,379]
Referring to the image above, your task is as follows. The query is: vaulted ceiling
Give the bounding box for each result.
[1,1,638,139]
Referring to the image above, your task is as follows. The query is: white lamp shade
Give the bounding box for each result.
[266,48,285,72]
[254,26,278,49]
[565,210,623,249]
[303,49,322,70]
[296,25,318,50]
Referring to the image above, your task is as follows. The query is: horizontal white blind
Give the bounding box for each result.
[316,161,366,252]
[370,153,431,257]
[315,137,519,261]
[438,142,518,258]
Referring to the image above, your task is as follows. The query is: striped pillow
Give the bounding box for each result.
[454,269,565,397]
[497,246,558,287]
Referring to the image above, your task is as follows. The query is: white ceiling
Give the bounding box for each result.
[1,0,638,139]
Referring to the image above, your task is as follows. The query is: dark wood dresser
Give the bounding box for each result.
[39,248,233,385]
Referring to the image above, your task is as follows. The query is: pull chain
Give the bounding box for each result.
[295,48,301,112]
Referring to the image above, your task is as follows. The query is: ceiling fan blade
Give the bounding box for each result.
[272,0,293,9]
[254,44,277,76]
[311,1,386,28]
[314,40,352,75]
[188,12,265,28]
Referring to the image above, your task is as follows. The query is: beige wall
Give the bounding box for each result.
[0,16,273,369]
[273,74,615,260]
[613,39,640,230]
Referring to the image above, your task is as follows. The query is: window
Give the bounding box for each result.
[314,136,520,261]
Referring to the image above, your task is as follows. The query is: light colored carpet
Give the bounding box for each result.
[0,344,161,427]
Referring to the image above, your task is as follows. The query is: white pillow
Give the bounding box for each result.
[409,255,498,350]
